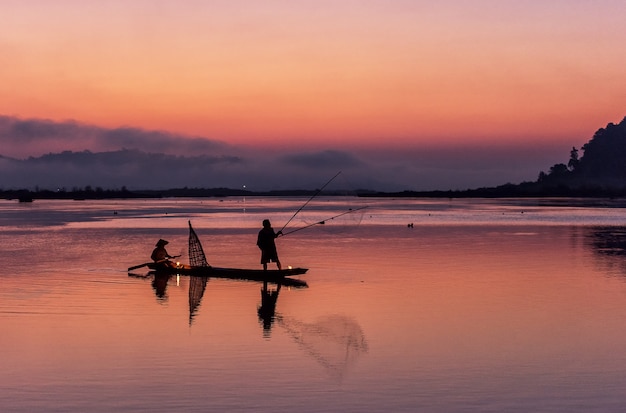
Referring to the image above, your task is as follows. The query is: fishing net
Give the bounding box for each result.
[188,221,210,267]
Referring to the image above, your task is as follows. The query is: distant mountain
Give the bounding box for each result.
[0,147,382,195]
[0,149,245,190]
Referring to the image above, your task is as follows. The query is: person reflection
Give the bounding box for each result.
[258,280,282,336]
[151,272,171,301]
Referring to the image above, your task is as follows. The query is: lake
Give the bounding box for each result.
[2,196,626,412]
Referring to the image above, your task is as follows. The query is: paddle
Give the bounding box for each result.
[128,255,181,272]
[128,262,152,271]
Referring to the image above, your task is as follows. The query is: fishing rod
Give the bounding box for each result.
[280,206,368,237]
[279,171,342,233]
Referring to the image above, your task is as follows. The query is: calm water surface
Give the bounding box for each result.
[2,197,626,412]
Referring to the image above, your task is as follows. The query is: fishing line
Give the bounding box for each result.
[298,172,365,228]
[279,171,341,233]
[281,206,368,236]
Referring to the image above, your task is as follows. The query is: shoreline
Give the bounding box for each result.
[3,187,626,203]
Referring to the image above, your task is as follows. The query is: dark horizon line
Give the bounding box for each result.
[3,181,626,201]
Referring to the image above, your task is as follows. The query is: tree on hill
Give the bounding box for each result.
[576,118,626,181]
[539,117,626,189]
[568,147,579,171]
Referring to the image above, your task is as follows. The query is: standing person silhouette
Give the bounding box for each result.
[257,219,282,271]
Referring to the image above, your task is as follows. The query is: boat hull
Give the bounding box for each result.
[144,263,308,286]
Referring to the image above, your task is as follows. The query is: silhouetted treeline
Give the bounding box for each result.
[1,186,371,201]
[367,116,626,198]
[4,117,626,200]
[3,186,138,201]
[534,117,626,188]
[366,183,626,199]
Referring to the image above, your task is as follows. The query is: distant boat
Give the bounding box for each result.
[18,195,33,203]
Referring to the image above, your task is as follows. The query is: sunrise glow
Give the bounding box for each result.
[2,1,625,151]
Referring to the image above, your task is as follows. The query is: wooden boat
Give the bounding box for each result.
[128,220,308,287]
[146,262,308,287]
[148,262,307,276]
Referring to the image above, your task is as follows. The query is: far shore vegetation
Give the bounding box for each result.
[4,117,626,201]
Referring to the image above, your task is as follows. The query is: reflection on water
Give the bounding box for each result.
[258,280,369,380]
[128,271,174,302]
[152,273,171,301]
[3,198,626,412]
[588,226,626,256]
[189,276,208,324]
[586,226,626,279]
[129,268,370,382]
[278,314,369,381]
[258,281,281,334]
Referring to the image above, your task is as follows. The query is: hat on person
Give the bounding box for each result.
[156,239,169,246]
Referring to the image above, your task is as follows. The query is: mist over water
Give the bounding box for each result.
[2,197,626,412]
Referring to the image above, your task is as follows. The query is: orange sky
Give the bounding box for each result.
[2,1,626,151]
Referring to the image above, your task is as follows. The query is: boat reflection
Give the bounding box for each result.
[128,270,308,319]
[128,271,174,302]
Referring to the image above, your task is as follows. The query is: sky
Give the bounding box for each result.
[2,1,626,191]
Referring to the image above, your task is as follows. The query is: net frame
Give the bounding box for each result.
[188,221,210,267]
